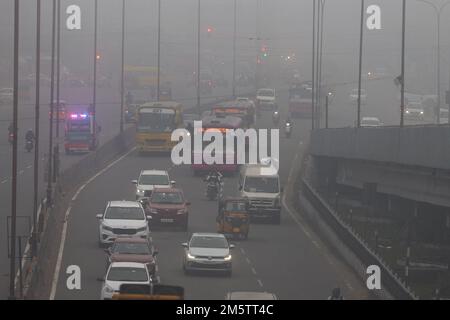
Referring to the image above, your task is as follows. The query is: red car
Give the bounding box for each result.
[144,188,190,231]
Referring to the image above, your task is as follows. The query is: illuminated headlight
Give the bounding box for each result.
[406,110,410,114]
[137,189,145,195]
[420,111,424,114]
[224,254,232,261]
[187,253,196,260]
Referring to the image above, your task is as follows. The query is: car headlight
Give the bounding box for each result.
[104,285,114,293]
[137,189,145,194]
[102,224,113,232]
[224,254,232,261]
[420,111,424,114]
[187,252,196,260]
[406,110,410,114]
[177,209,187,215]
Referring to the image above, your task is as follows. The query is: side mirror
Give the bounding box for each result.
[96,214,103,219]
[146,215,152,220]
[152,250,159,257]
[229,244,235,249]
[170,180,176,186]
[181,242,188,248]
[131,180,138,185]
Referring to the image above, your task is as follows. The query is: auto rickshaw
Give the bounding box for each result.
[217,198,250,240]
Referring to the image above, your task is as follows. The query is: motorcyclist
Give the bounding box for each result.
[328,287,344,300]
[205,170,223,187]
[272,110,280,124]
[25,129,35,142]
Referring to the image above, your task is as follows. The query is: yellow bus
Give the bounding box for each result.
[136,101,184,153]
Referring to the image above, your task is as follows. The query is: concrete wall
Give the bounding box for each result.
[310,126,450,171]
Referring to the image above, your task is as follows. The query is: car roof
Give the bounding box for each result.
[140,170,169,176]
[226,292,278,300]
[243,164,279,177]
[108,201,142,208]
[109,261,147,269]
[113,237,149,244]
[191,232,226,238]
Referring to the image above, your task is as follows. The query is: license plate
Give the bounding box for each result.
[161,219,174,223]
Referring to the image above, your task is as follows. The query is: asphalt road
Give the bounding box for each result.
[0,76,241,298]
[53,89,373,300]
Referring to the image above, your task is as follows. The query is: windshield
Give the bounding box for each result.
[190,236,228,249]
[137,108,176,133]
[244,176,279,193]
[107,267,148,282]
[112,242,151,255]
[151,191,184,204]
[105,206,145,220]
[139,174,169,186]
[257,89,274,97]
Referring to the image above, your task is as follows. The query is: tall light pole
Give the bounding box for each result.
[93,0,98,139]
[415,0,450,124]
[197,0,201,115]
[157,0,161,101]
[47,0,56,206]
[120,0,125,133]
[312,0,316,130]
[9,0,19,300]
[318,0,326,128]
[54,0,61,182]
[400,0,406,127]
[232,0,237,98]
[32,0,41,258]
[357,0,365,128]
[315,0,322,128]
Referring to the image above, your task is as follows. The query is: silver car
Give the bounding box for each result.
[182,233,234,276]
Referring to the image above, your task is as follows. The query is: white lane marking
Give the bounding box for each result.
[245,257,251,264]
[26,165,32,169]
[49,205,72,300]
[50,147,136,300]
[257,279,264,288]
[251,267,257,275]
[240,247,245,255]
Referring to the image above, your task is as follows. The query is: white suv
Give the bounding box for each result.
[132,170,174,200]
[97,201,150,247]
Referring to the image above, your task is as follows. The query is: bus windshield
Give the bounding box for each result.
[137,108,176,133]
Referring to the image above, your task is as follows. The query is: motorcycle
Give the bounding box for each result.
[272,110,280,125]
[285,122,292,138]
[25,139,34,152]
[206,181,219,200]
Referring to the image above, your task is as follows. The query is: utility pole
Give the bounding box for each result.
[9,0,19,300]
[47,0,56,206]
[120,0,125,133]
[54,0,61,182]
[32,0,41,258]
[93,0,98,141]
[357,0,365,128]
[232,0,237,99]
[157,0,161,101]
[311,0,316,130]
[400,0,406,127]
[197,0,201,115]
[315,0,321,128]
[318,0,326,128]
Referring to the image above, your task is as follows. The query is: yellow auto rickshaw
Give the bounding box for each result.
[217,198,250,240]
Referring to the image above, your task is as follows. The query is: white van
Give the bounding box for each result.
[238,163,282,224]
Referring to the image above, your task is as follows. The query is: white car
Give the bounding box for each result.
[100,262,150,300]
[97,201,150,247]
[360,117,383,127]
[0,88,13,104]
[405,102,425,121]
[132,170,174,200]
[182,233,234,276]
[256,88,277,110]
[349,88,367,104]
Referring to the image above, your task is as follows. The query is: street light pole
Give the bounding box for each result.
[47,0,56,206]
[120,0,125,133]
[400,0,406,127]
[157,0,161,101]
[315,0,321,128]
[318,0,326,128]
[32,0,41,258]
[54,0,61,182]
[232,0,237,99]
[311,0,316,130]
[357,0,365,128]
[9,0,20,300]
[197,0,201,115]
[93,0,98,140]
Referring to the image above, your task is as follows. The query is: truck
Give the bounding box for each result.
[64,105,100,154]
[288,82,313,118]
